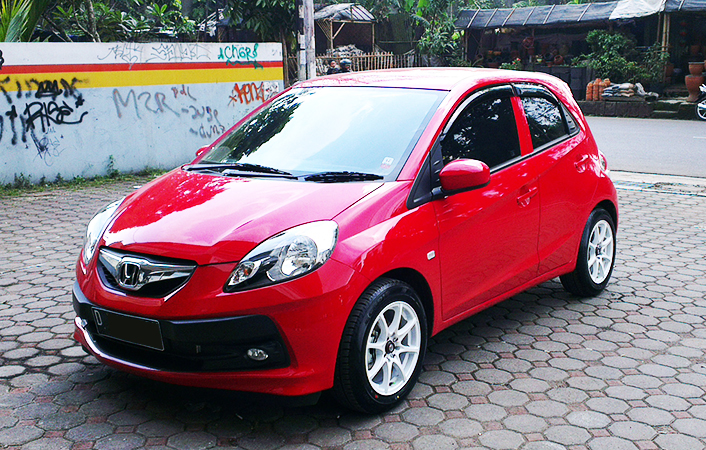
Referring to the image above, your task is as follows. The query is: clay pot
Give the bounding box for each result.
[688,62,704,76]
[685,74,705,102]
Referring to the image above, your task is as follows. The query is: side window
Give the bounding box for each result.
[521,96,568,149]
[440,95,521,170]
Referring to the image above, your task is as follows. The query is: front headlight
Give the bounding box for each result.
[225,221,338,292]
[82,198,124,265]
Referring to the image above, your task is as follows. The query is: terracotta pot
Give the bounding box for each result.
[685,74,705,102]
[688,62,704,76]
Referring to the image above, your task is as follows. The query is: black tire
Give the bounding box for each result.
[697,99,706,121]
[560,208,616,297]
[333,278,428,414]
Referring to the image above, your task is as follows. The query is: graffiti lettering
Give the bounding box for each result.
[147,43,209,63]
[0,76,89,159]
[1,77,11,103]
[99,43,143,65]
[229,82,279,106]
[100,43,210,64]
[23,100,88,133]
[113,86,224,140]
[218,44,263,69]
[189,124,226,139]
[171,85,197,100]
[27,78,83,100]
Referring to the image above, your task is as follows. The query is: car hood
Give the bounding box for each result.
[102,169,383,265]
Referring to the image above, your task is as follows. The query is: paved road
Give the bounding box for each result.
[587,117,706,178]
[1,174,706,449]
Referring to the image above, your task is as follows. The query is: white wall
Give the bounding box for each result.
[0,42,283,184]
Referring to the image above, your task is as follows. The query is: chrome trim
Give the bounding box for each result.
[99,248,196,292]
[74,316,158,372]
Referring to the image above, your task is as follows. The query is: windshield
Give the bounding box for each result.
[198,87,445,181]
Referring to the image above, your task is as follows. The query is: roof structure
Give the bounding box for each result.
[456,0,706,30]
[664,0,706,11]
[455,2,619,29]
[314,3,375,22]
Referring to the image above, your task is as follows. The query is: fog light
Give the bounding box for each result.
[247,348,269,361]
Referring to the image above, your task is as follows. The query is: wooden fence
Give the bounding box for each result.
[286,52,420,85]
[316,52,419,75]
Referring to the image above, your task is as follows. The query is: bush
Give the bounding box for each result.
[579,30,666,84]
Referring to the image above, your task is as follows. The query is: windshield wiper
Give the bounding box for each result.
[302,171,384,183]
[183,163,296,179]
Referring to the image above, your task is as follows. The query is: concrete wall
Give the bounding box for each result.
[0,42,284,184]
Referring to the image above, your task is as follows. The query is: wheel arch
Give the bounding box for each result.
[378,268,435,335]
[596,199,618,230]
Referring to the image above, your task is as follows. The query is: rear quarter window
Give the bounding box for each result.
[521,97,567,149]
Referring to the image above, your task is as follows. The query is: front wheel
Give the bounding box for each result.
[333,278,427,414]
[560,208,616,297]
[697,98,706,121]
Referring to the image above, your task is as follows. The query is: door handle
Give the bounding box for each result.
[575,154,590,173]
[517,186,538,207]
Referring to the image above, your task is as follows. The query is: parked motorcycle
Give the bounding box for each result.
[697,84,706,121]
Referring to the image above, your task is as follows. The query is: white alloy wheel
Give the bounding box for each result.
[697,100,706,121]
[587,219,614,285]
[365,301,422,396]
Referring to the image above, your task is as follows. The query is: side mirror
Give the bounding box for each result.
[438,159,490,194]
[196,146,209,157]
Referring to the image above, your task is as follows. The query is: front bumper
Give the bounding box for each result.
[72,283,289,372]
[73,256,369,396]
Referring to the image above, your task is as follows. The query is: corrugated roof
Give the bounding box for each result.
[456,2,620,29]
[314,3,375,22]
[664,0,706,11]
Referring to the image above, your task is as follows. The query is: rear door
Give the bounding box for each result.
[515,84,598,275]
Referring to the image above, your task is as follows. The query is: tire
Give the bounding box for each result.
[333,278,427,414]
[697,99,706,121]
[560,208,616,297]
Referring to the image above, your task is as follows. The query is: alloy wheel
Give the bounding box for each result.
[587,219,614,285]
[365,301,422,396]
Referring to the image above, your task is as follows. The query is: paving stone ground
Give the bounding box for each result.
[1,172,706,450]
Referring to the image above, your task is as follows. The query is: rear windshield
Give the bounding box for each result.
[201,87,446,180]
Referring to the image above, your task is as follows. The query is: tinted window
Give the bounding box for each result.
[521,97,567,149]
[202,87,445,179]
[440,96,521,169]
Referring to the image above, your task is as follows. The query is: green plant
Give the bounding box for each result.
[580,30,657,83]
[12,173,31,188]
[1,0,30,41]
[107,155,119,178]
[500,58,523,70]
[641,45,669,84]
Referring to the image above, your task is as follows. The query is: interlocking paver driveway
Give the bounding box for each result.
[1,173,705,450]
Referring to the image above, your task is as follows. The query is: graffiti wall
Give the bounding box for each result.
[0,42,283,184]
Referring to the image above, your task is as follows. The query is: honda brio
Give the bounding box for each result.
[74,68,618,413]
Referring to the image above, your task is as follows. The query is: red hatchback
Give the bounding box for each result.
[74,68,618,413]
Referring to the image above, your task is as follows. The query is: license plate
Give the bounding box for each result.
[92,308,164,351]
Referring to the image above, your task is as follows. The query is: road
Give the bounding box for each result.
[586,116,706,178]
[2,175,706,449]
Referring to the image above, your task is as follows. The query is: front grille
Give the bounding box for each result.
[97,248,196,299]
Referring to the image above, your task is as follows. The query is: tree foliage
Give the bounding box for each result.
[1,0,52,41]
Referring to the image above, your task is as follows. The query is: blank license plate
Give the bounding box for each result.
[92,308,164,351]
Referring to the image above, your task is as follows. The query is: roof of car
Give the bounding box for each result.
[297,67,560,92]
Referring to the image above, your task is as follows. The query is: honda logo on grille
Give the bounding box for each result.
[116,258,147,290]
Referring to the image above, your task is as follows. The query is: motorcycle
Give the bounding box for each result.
[697,84,706,121]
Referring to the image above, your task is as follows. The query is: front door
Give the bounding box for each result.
[433,86,540,320]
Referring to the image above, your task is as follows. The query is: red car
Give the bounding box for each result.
[74,68,617,413]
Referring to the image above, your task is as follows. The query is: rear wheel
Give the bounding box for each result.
[697,99,706,121]
[560,208,616,297]
[333,278,427,414]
